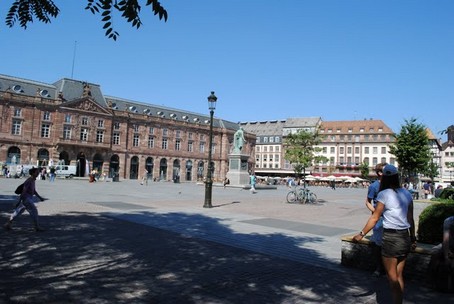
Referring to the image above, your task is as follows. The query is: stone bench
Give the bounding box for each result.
[341,236,434,283]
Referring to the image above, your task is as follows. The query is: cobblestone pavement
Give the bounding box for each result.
[0,178,452,303]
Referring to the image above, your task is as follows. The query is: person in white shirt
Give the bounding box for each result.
[354,164,416,304]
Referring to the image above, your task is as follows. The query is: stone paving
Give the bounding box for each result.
[0,178,452,303]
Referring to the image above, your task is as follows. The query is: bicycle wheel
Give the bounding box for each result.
[308,192,318,204]
[299,190,307,204]
[286,191,298,203]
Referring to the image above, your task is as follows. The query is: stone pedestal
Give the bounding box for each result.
[226,153,250,186]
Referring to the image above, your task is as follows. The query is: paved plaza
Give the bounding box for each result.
[0,178,452,303]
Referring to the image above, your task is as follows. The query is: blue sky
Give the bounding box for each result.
[1,1,453,138]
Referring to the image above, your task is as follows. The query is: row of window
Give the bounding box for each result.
[129,135,214,152]
[255,163,280,169]
[255,145,281,152]
[322,134,389,142]
[320,127,384,133]
[256,136,281,144]
[13,108,204,140]
[319,146,388,155]
[255,154,280,162]
[12,120,215,153]
[254,133,389,146]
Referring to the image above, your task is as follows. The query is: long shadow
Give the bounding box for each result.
[0,199,449,303]
[212,201,241,208]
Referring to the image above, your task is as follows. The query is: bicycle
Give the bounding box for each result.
[286,186,318,204]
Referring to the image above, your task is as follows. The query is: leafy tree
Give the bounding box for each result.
[359,162,369,179]
[388,118,432,181]
[4,0,168,40]
[284,129,328,179]
[424,161,440,183]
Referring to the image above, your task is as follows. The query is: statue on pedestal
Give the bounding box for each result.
[233,127,246,154]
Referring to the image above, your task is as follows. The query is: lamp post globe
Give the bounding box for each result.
[203,91,217,208]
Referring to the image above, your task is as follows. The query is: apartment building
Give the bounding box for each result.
[426,128,443,179]
[0,74,255,181]
[314,120,395,177]
[440,125,454,183]
[241,117,322,176]
[243,118,397,178]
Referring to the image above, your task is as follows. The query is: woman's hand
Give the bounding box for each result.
[352,231,365,242]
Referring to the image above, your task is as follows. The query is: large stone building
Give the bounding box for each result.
[0,74,255,181]
[314,120,395,177]
[243,118,396,178]
[243,116,452,182]
[240,117,322,176]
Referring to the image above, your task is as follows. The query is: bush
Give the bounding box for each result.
[418,202,454,244]
[440,188,454,200]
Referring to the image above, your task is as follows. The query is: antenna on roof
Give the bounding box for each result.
[71,41,77,79]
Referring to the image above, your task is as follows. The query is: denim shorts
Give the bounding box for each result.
[382,229,411,258]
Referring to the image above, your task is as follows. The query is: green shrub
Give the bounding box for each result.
[440,188,454,200]
[417,202,454,244]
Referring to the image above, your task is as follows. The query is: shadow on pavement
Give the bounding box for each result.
[0,201,450,303]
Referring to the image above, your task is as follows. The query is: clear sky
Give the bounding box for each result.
[1,1,453,139]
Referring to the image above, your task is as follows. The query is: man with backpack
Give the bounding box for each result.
[4,167,46,232]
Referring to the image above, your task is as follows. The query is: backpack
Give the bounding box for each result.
[14,183,24,195]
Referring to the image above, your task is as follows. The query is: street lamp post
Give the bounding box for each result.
[203,91,217,208]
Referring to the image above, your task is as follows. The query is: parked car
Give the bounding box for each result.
[54,165,77,178]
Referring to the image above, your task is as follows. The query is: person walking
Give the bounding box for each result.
[423,181,432,198]
[250,174,257,193]
[141,169,150,186]
[366,162,387,277]
[4,167,46,232]
[49,166,56,182]
[353,164,416,304]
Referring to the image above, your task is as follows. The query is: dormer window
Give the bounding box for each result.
[12,85,23,93]
[40,89,50,97]
[128,106,137,112]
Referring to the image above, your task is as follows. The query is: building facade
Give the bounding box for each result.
[314,120,396,177]
[0,74,255,181]
[243,117,450,181]
[243,118,397,178]
[241,117,323,176]
[440,125,454,183]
